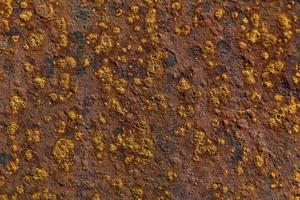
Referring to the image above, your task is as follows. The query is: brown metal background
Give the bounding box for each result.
[0,0,299,199]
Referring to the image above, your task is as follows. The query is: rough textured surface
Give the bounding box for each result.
[0,0,300,199]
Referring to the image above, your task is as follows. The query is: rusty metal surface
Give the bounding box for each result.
[0,0,300,199]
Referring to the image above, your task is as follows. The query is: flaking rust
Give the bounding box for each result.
[0,0,299,199]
